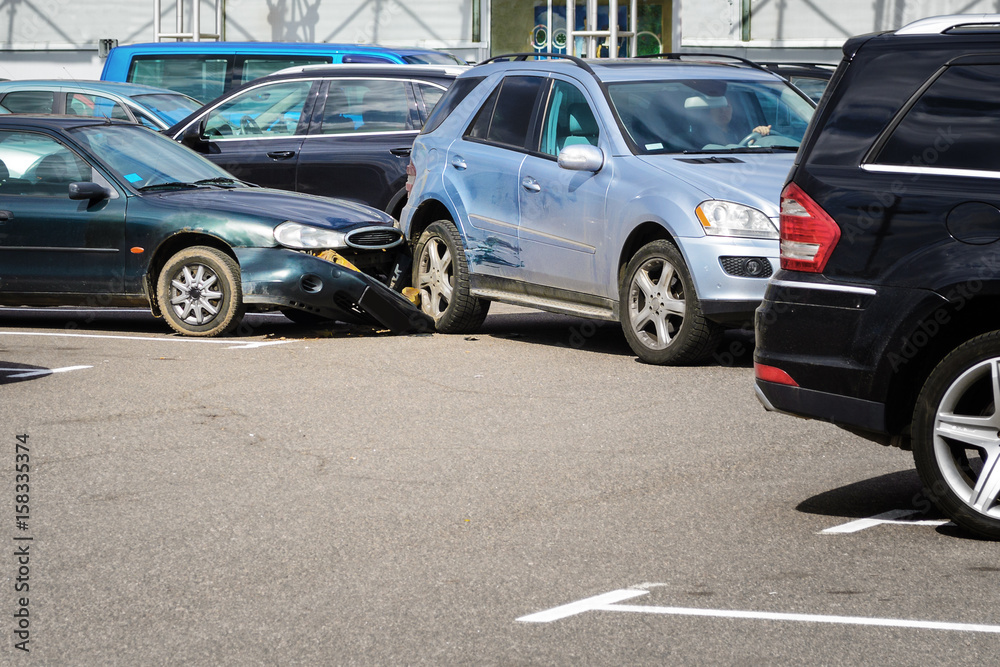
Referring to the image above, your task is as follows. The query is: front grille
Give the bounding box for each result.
[345,226,404,249]
[720,256,773,278]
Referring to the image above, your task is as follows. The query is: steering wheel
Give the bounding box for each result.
[737,131,763,147]
[240,115,262,135]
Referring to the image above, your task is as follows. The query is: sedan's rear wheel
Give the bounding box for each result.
[620,240,721,364]
[913,332,1000,539]
[157,246,244,337]
[412,220,488,333]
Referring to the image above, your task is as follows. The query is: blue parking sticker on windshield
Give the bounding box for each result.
[124,173,143,183]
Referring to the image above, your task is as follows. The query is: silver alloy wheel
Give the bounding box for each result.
[416,236,454,320]
[168,263,224,326]
[933,358,1000,520]
[627,256,686,350]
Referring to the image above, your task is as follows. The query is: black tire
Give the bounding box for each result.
[280,307,332,326]
[619,240,722,365]
[412,220,489,333]
[157,246,245,337]
[912,332,1000,539]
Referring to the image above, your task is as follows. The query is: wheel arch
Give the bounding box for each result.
[616,221,678,289]
[144,232,239,316]
[406,198,455,243]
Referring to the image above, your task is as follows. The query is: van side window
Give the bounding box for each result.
[128,57,229,103]
[240,57,332,85]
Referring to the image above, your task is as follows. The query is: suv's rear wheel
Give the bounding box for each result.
[413,220,489,333]
[913,332,1000,539]
[620,240,721,364]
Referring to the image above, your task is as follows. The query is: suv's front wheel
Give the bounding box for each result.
[620,240,721,364]
[413,220,489,333]
[913,332,1000,539]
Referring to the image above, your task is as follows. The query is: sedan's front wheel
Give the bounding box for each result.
[620,240,721,364]
[913,332,1000,539]
[157,246,245,337]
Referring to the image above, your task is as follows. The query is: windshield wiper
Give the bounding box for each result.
[193,177,247,188]
[136,181,201,191]
[682,147,775,154]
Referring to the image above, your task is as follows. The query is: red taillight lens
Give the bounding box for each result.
[405,160,416,194]
[754,362,798,386]
[779,182,841,272]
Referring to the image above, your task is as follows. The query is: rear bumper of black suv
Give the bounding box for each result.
[753,274,950,436]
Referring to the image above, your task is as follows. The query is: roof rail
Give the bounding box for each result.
[634,52,769,73]
[895,14,1000,35]
[479,52,596,76]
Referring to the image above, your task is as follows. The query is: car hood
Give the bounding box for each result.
[636,153,796,218]
[144,187,395,230]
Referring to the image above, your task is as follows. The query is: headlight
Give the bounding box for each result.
[695,200,778,239]
[273,221,348,249]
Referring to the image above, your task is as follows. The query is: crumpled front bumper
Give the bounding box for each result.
[234,247,432,334]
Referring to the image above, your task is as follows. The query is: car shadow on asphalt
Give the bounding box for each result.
[796,469,992,541]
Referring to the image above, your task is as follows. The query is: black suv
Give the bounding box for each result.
[168,63,465,218]
[754,14,1000,539]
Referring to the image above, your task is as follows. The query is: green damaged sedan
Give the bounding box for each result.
[0,117,432,335]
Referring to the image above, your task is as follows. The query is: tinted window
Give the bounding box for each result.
[204,80,313,138]
[66,93,130,121]
[342,55,394,64]
[320,79,412,134]
[415,82,448,119]
[422,76,485,134]
[403,52,464,65]
[465,76,544,149]
[1,91,55,113]
[876,65,1000,172]
[128,56,229,103]
[240,57,331,84]
[539,80,598,156]
[0,130,92,196]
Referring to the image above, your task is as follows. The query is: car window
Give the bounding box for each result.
[415,82,448,119]
[874,65,1000,173]
[128,56,229,103]
[0,130,93,196]
[320,79,412,134]
[130,93,202,126]
[403,52,464,65]
[421,76,485,134]
[66,93,130,121]
[203,80,313,139]
[240,57,332,84]
[465,76,545,149]
[538,80,599,156]
[0,91,55,113]
[788,76,828,102]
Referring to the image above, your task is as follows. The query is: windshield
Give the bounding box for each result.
[130,92,202,125]
[608,78,814,154]
[69,124,237,189]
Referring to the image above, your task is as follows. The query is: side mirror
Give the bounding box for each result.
[68,182,111,201]
[179,121,207,150]
[557,144,604,172]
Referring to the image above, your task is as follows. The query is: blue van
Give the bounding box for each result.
[101,42,465,103]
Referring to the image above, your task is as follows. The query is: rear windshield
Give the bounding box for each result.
[421,76,485,134]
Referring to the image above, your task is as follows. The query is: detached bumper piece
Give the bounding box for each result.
[235,247,433,334]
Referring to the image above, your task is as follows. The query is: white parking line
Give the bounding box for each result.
[517,589,1000,634]
[0,365,91,378]
[0,331,292,349]
[821,509,952,534]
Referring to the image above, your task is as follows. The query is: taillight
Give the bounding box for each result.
[754,362,798,386]
[405,160,416,194]
[779,182,841,272]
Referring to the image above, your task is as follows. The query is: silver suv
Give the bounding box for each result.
[401,54,814,364]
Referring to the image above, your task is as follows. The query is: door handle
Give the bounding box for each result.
[451,156,467,170]
[390,147,411,157]
[266,151,296,160]
[0,210,12,223]
[521,176,541,193]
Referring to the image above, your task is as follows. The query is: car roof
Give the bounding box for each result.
[271,63,469,78]
[465,56,786,85]
[0,80,192,96]
[109,41,451,57]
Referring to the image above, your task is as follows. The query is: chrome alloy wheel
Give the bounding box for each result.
[416,236,454,320]
[169,263,224,326]
[932,358,1000,520]
[627,256,686,351]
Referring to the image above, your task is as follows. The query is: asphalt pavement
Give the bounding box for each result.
[1,304,997,664]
